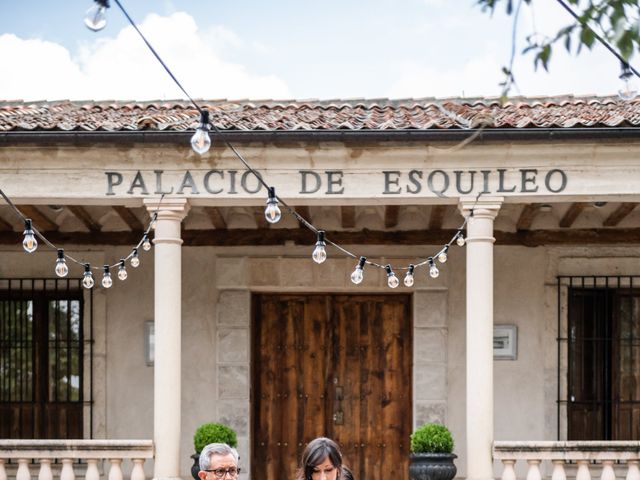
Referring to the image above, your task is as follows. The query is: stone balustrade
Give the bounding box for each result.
[494,441,640,480]
[0,440,154,480]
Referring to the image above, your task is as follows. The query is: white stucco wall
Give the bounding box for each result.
[3,236,639,479]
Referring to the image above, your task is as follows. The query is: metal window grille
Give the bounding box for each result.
[0,278,93,439]
[557,275,640,440]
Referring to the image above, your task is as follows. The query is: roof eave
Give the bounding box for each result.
[1,127,640,145]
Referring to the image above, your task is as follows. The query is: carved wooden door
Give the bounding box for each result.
[252,294,412,480]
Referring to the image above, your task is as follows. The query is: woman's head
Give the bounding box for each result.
[299,437,343,480]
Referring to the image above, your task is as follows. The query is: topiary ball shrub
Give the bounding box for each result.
[410,423,454,454]
[193,423,238,453]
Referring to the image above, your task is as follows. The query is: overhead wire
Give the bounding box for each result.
[106,0,479,278]
[0,187,163,271]
[554,0,640,78]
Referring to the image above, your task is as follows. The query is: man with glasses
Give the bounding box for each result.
[198,443,241,480]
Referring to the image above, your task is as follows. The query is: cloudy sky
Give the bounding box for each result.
[0,0,629,102]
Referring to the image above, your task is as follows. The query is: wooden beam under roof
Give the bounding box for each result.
[516,204,541,231]
[385,205,399,229]
[113,206,144,231]
[1,227,639,247]
[204,207,227,229]
[559,203,587,228]
[67,206,101,232]
[603,203,637,227]
[341,206,356,229]
[428,205,447,230]
[20,205,58,232]
[295,206,311,228]
[253,207,269,229]
[0,215,14,232]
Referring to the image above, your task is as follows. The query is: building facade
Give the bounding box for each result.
[0,97,639,480]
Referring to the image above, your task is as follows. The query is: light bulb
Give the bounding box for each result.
[404,265,415,287]
[265,186,281,224]
[84,0,109,32]
[118,259,128,281]
[618,65,638,101]
[428,257,440,278]
[312,230,327,264]
[456,231,465,247]
[130,248,140,268]
[142,235,152,251]
[82,264,94,289]
[350,256,366,285]
[385,265,399,289]
[22,219,38,253]
[437,246,449,264]
[190,110,211,154]
[101,265,112,289]
[55,249,69,278]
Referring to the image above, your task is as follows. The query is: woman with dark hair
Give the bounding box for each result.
[296,437,352,480]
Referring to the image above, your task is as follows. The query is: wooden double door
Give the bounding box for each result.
[252,294,412,480]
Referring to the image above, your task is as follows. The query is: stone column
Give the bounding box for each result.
[458,196,503,480]
[144,198,190,480]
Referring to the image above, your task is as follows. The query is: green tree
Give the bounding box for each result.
[477,0,640,95]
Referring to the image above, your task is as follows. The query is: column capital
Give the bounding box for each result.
[144,198,190,246]
[143,198,190,222]
[458,196,504,220]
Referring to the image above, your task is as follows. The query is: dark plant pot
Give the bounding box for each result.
[191,453,201,480]
[409,453,457,480]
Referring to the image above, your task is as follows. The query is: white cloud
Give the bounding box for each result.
[202,25,243,51]
[422,0,448,7]
[0,34,87,101]
[0,12,291,101]
[387,45,620,100]
[251,41,274,55]
[388,54,505,99]
[387,0,623,101]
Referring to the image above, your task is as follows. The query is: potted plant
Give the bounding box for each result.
[409,423,457,480]
[191,422,238,480]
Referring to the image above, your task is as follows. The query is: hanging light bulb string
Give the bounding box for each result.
[326,191,481,274]
[110,0,205,115]
[109,0,306,227]
[82,0,490,285]
[0,187,164,272]
[104,0,487,232]
[81,0,482,277]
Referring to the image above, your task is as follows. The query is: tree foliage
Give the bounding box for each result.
[477,0,640,95]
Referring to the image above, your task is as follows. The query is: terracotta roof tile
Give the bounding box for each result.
[1,96,640,132]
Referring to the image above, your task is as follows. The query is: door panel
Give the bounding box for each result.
[252,294,412,480]
[568,288,640,440]
[612,293,640,439]
[567,289,608,440]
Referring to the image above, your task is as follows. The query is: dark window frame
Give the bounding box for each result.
[0,278,93,439]
[557,275,640,441]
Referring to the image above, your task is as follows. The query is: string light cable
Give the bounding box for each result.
[0,187,164,289]
[78,0,493,288]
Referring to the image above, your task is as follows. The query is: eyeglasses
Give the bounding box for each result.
[204,468,241,479]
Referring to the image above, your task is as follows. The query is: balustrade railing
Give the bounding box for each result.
[0,440,154,480]
[494,442,640,480]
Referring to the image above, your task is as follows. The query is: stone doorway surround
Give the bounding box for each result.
[212,255,450,480]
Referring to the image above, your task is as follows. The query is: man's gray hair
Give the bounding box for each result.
[199,443,239,471]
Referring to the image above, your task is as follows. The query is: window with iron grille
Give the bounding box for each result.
[557,276,640,441]
[0,279,92,439]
